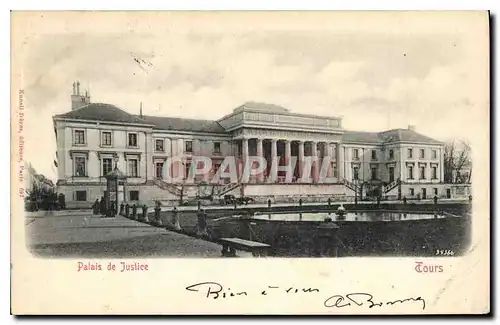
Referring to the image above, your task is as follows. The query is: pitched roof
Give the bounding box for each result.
[379,129,443,145]
[53,102,442,144]
[233,101,290,113]
[137,115,226,134]
[343,129,442,145]
[54,103,152,125]
[342,131,383,144]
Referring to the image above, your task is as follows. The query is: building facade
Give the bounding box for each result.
[53,82,466,208]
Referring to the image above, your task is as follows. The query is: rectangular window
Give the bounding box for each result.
[102,158,113,176]
[75,190,87,201]
[371,150,377,160]
[389,149,394,159]
[434,188,438,196]
[185,141,193,153]
[371,167,377,180]
[408,166,414,179]
[155,139,164,152]
[420,166,426,179]
[353,149,359,160]
[353,167,359,180]
[213,142,221,154]
[128,133,138,147]
[128,159,138,177]
[129,191,139,201]
[432,150,437,159]
[432,166,438,179]
[74,157,86,177]
[408,148,413,159]
[74,130,85,145]
[420,149,425,159]
[101,131,112,146]
[332,162,337,178]
[409,188,415,196]
[185,162,191,178]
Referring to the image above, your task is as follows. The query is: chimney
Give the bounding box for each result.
[71,80,91,110]
[408,125,416,132]
[139,102,143,119]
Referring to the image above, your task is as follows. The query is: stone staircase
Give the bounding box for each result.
[153,179,182,197]
[384,178,401,194]
[214,182,241,197]
[342,178,360,192]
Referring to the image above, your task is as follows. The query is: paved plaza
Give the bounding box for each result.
[26,212,233,258]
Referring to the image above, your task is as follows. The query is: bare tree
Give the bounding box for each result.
[444,140,472,183]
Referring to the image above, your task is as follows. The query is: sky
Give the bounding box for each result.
[15,12,489,181]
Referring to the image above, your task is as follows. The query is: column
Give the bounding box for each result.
[337,143,344,180]
[311,141,318,181]
[256,138,264,183]
[285,140,291,182]
[298,141,304,179]
[271,139,278,181]
[241,138,249,181]
[271,139,278,162]
[193,139,201,182]
[326,143,333,178]
[242,138,249,159]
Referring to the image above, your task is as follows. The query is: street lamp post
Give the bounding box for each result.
[354,178,358,205]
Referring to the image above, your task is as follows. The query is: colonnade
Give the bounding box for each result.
[239,138,344,183]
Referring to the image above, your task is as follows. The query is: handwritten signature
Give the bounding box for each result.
[185,282,425,310]
[324,293,426,310]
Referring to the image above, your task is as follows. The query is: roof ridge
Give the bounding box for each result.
[138,114,216,122]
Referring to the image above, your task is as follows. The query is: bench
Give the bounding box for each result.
[219,237,271,257]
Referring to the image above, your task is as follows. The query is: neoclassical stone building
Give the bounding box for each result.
[53,82,464,208]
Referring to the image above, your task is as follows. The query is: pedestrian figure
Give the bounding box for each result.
[92,199,99,215]
[132,204,137,220]
[142,204,149,223]
[109,201,116,217]
[99,196,106,216]
[172,206,181,231]
[154,201,162,226]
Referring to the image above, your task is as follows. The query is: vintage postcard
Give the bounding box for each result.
[11,11,490,315]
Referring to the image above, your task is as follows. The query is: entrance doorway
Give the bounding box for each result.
[389,167,395,183]
[446,188,451,198]
[155,162,164,179]
[422,188,427,199]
